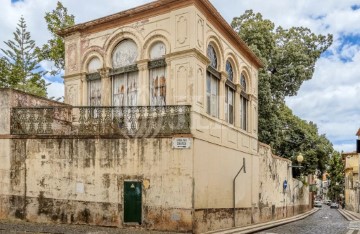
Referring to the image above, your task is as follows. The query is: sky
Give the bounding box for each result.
[1,0,360,153]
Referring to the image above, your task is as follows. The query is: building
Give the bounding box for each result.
[343,152,359,212]
[0,0,311,232]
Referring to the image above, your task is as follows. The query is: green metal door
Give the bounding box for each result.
[124,181,142,224]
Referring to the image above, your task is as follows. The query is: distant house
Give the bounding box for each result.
[343,128,360,212]
[0,0,311,233]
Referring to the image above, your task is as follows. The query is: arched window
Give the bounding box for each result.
[206,44,220,117]
[240,73,249,130]
[86,57,102,106]
[111,39,139,106]
[225,60,235,124]
[149,41,166,106]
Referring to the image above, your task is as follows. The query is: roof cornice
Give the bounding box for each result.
[58,0,263,68]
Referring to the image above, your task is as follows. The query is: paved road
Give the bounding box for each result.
[256,205,356,234]
[0,219,181,234]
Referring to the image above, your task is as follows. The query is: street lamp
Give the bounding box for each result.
[289,153,304,168]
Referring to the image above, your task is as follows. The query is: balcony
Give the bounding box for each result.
[10,105,191,137]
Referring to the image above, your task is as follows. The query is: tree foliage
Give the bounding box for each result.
[231,10,334,175]
[327,152,345,201]
[37,1,75,75]
[0,16,47,97]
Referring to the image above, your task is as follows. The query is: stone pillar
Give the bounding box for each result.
[219,72,227,121]
[137,60,149,106]
[234,84,241,128]
[99,67,112,106]
[80,73,87,106]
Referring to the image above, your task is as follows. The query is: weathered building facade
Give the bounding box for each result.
[343,151,359,212]
[0,0,311,233]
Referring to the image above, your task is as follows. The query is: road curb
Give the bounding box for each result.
[204,208,319,234]
[338,209,360,221]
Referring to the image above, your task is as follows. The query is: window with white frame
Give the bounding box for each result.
[111,39,139,106]
[149,41,166,106]
[86,57,102,106]
[240,73,249,130]
[206,44,220,117]
[225,60,235,124]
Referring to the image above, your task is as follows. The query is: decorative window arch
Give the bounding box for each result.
[86,57,102,106]
[149,41,167,106]
[240,72,249,131]
[110,39,139,106]
[206,44,220,117]
[225,60,235,124]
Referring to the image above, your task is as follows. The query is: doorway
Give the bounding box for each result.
[124,181,142,224]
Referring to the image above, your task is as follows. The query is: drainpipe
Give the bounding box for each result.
[233,157,246,227]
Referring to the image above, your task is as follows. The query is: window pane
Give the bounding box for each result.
[112,39,138,68]
[207,94,211,114]
[226,61,233,82]
[88,79,101,106]
[113,74,127,106]
[113,72,138,106]
[127,72,138,106]
[207,45,217,69]
[150,42,166,59]
[229,103,234,124]
[241,97,247,130]
[206,72,211,93]
[150,67,166,106]
[225,88,228,122]
[88,57,101,73]
[241,74,247,92]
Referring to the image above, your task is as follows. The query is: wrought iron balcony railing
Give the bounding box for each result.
[10,105,191,137]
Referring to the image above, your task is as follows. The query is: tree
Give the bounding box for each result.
[271,104,333,175]
[231,10,333,147]
[327,152,344,201]
[231,11,334,174]
[0,16,47,97]
[0,57,10,87]
[37,1,75,75]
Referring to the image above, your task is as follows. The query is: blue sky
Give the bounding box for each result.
[1,0,360,153]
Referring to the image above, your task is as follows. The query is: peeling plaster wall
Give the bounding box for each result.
[3,138,193,232]
[258,143,310,221]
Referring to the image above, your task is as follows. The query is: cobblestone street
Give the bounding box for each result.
[257,206,356,234]
[0,220,182,234]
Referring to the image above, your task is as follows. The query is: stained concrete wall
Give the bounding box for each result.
[4,138,193,232]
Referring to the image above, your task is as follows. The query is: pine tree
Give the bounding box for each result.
[1,16,47,97]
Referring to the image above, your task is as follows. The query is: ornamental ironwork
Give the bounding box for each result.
[10,105,191,137]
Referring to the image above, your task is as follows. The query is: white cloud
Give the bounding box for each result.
[46,81,64,101]
[1,0,359,152]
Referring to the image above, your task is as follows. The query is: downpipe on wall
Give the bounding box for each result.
[233,157,246,227]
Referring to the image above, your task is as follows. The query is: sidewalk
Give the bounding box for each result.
[204,208,319,234]
[338,208,360,221]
